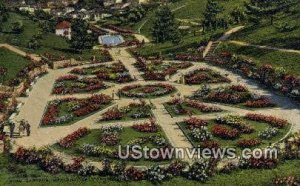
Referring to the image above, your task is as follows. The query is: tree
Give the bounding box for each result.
[69,19,94,52]
[11,21,24,34]
[245,0,298,25]
[151,6,181,43]
[202,0,222,31]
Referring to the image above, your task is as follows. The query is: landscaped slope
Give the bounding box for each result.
[216,42,300,76]
[231,4,300,50]
[0,48,31,84]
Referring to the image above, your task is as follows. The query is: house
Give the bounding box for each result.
[55,21,72,40]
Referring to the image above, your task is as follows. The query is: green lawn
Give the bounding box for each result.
[230,4,300,50]
[0,12,111,62]
[132,28,224,58]
[216,42,300,76]
[171,0,246,20]
[0,48,31,84]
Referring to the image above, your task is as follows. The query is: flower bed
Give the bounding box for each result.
[216,115,255,134]
[119,84,176,98]
[132,120,158,133]
[193,84,275,108]
[41,94,112,126]
[70,62,133,83]
[99,101,152,122]
[134,60,192,81]
[164,98,222,117]
[59,128,90,148]
[185,68,231,85]
[237,139,261,148]
[52,126,171,163]
[209,53,300,103]
[52,75,107,95]
[244,97,276,108]
[246,113,288,128]
[212,125,240,139]
[177,115,290,150]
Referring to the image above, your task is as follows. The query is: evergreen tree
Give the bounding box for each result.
[151,6,181,43]
[69,19,94,52]
[245,0,297,25]
[202,0,222,31]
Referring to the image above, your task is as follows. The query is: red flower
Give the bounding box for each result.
[184,117,208,129]
[237,139,261,148]
[246,113,288,128]
[59,128,90,148]
[212,125,240,139]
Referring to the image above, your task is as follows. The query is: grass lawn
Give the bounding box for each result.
[216,42,300,76]
[1,153,300,185]
[0,12,110,62]
[177,118,290,150]
[171,0,245,20]
[230,4,300,50]
[0,48,31,84]
[52,127,171,166]
[132,28,225,58]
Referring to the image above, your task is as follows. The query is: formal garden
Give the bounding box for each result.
[70,62,133,83]
[0,0,299,185]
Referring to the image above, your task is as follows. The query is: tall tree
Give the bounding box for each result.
[69,19,94,52]
[202,0,222,31]
[245,0,298,25]
[151,6,181,43]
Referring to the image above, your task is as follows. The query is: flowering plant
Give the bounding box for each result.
[184,117,208,130]
[237,139,261,148]
[246,113,288,128]
[59,127,90,148]
[212,125,240,139]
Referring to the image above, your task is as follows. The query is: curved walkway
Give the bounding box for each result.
[228,40,300,54]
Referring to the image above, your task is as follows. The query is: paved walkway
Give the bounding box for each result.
[228,40,300,54]
[0,43,41,61]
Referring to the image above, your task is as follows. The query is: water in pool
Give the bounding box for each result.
[98,35,125,46]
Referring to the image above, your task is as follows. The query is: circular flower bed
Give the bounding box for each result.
[119,84,176,98]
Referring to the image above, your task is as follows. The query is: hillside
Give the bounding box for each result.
[231,3,300,50]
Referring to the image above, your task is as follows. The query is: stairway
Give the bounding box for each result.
[204,41,220,61]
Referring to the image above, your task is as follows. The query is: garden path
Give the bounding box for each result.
[228,40,300,54]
